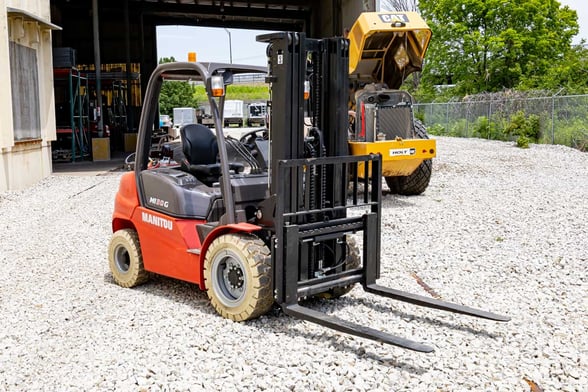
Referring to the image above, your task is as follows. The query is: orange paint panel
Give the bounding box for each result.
[112,172,138,231]
[132,207,205,286]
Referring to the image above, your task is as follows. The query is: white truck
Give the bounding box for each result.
[171,107,197,137]
[223,100,244,127]
[173,107,197,128]
[247,102,267,127]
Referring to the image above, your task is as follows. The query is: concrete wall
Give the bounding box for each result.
[0,0,57,191]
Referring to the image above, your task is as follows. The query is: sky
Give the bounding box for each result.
[156,26,274,66]
[560,0,588,44]
[156,1,588,66]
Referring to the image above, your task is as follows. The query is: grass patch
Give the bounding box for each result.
[194,83,269,103]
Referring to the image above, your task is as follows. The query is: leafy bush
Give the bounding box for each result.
[448,119,468,137]
[526,114,541,140]
[473,116,503,140]
[505,111,541,141]
[427,123,446,135]
[516,135,530,148]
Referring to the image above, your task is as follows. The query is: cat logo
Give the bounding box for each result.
[378,14,409,24]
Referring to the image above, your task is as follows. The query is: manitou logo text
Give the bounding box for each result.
[148,196,169,208]
[142,212,173,231]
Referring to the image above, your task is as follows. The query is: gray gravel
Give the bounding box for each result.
[1,136,586,391]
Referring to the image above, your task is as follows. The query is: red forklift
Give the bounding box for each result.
[108,32,508,353]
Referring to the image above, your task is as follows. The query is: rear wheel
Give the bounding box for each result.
[385,119,433,195]
[108,229,149,288]
[204,233,273,321]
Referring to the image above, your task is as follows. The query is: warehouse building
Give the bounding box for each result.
[0,0,368,191]
[1,2,59,191]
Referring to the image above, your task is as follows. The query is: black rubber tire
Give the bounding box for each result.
[204,233,273,321]
[317,237,361,299]
[108,229,149,288]
[385,119,433,196]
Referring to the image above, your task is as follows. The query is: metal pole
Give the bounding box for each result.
[445,102,449,135]
[124,0,132,131]
[92,0,104,136]
[551,88,564,144]
[68,70,75,161]
[224,28,232,64]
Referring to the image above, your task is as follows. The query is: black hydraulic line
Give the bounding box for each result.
[235,139,260,170]
[304,140,317,223]
[312,51,321,129]
[313,128,327,210]
[364,284,511,322]
[226,137,260,172]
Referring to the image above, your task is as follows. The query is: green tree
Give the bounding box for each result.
[159,81,199,117]
[159,56,176,64]
[156,56,198,117]
[418,0,579,96]
[521,43,588,94]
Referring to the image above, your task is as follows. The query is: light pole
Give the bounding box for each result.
[224,28,233,64]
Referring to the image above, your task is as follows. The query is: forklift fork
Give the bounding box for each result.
[274,155,509,353]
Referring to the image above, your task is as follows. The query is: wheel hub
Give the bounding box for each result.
[114,245,130,273]
[214,255,247,305]
[226,263,244,289]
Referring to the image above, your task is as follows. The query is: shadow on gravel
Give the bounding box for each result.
[352,296,501,339]
[233,306,429,374]
[284,326,429,374]
[381,195,417,208]
[104,271,494,370]
[103,272,213,314]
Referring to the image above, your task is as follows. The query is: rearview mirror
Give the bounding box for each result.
[222,70,234,85]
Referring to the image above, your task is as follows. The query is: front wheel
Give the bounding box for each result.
[204,233,273,321]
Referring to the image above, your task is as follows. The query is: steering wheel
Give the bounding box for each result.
[239,128,268,144]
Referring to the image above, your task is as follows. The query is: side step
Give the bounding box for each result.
[283,304,434,352]
[365,284,511,322]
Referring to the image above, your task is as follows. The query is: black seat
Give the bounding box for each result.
[180,124,221,184]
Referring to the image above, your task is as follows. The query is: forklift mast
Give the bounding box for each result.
[255,33,508,352]
[257,32,384,319]
[258,32,351,217]
[259,32,348,180]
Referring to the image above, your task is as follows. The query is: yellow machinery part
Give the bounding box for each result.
[348,12,432,89]
[349,138,436,177]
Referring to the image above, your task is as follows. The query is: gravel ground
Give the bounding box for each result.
[0,136,586,391]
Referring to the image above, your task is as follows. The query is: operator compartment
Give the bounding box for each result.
[140,168,222,219]
[141,168,270,221]
[205,173,271,222]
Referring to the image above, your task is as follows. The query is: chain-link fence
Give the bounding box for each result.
[414,94,588,151]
